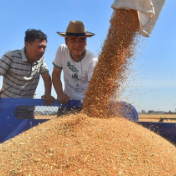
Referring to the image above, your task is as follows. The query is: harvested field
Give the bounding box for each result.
[0,114,176,176]
[139,114,176,123]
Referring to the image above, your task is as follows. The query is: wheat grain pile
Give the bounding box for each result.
[0,9,176,176]
[0,114,176,176]
[83,9,140,118]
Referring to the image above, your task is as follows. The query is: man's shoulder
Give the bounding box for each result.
[55,44,70,61]
[4,49,22,58]
[85,49,97,61]
[58,44,68,52]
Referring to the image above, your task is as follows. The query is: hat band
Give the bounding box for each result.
[66,32,87,36]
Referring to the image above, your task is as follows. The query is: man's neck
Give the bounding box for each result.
[70,51,86,62]
[24,48,34,64]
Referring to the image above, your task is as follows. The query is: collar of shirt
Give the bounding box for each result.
[20,47,40,64]
[69,50,87,63]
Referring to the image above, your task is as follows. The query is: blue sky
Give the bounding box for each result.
[0,0,176,112]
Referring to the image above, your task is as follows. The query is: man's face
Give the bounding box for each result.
[65,36,87,59]
[25,39,47,63]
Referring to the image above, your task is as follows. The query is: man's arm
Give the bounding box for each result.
[41,72,55,105]
[52,66,68,104]
[0,52,12,76]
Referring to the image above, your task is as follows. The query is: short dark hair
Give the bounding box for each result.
[25,29,47,44]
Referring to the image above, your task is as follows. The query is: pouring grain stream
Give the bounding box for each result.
[83,9,140,118]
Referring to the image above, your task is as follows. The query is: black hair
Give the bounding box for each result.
[25,29,47,44]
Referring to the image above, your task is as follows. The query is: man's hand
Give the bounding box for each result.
[58,93,69,104]
[41,94,55,105]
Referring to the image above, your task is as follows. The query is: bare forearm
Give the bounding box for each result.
[41,73,55,105]
[44,78,52,95]
[42,73,52,95]
[52,73,64,96]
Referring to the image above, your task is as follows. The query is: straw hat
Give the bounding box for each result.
[57,21,95,37]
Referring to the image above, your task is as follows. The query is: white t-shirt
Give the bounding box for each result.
[53,44,98,100]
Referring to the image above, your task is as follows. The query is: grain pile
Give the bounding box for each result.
[83,9,140,118]
[0,114,176,175]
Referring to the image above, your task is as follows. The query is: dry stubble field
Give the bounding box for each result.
[139,114,176,122]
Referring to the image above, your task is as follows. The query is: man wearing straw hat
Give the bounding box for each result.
[52,21,98,115]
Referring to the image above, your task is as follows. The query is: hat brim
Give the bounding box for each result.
[57,31,95,37]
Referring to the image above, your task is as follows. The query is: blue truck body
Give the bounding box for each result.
[0,98,175,145]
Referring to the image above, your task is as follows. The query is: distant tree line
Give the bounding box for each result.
[141,110,176,114]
